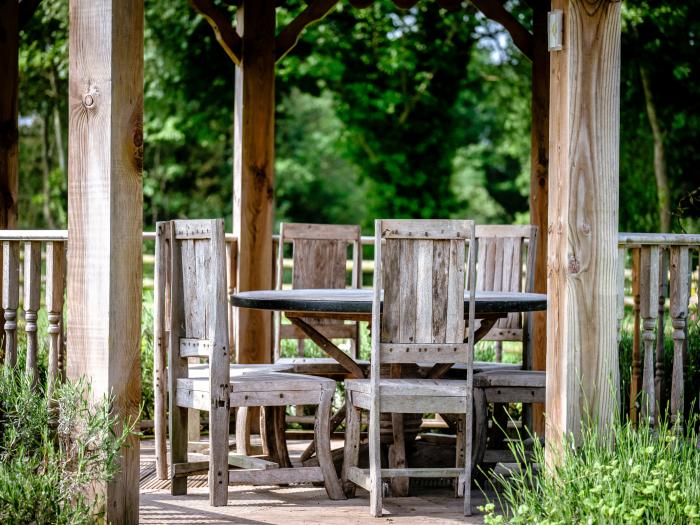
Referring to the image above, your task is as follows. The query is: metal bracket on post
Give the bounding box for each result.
[548,10,563,51]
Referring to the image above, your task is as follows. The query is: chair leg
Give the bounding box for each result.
[209,402,229,506]
[454,414,465,497]
[235,406,251,455]
[315,385,345,500]
[463,393,474,516]
[342,392,361,497]
[170,403,188,496]
[272,406,292,469]
[473,388,488,467]
[389,413,409,496]
[368,400,382,517]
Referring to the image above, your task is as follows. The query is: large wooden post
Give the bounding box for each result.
[67,0,143,522]
[546,0,620,460]
[0,0,19,229]
[529,0,550,434]
[233,0,276,364]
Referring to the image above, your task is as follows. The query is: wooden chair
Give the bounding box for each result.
[342,219,478,517]
[165,219,344,506]
[471,225,546,464]
[274,222,362,364]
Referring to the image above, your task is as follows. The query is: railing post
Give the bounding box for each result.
[654,249,667,422]
[630,247,642,424]
[153,222,169,480]
[46,241,66,402]
[23,241,41,386]
[2,240,19,369]
[669,245,689,430]
[639,246,660,427]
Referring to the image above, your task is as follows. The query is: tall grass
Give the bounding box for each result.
[481,417,700,524]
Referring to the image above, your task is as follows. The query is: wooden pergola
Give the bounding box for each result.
[0,0,620,522]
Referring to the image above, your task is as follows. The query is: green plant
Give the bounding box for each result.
[0,371,134,524]
[141,290,155,422]
[480,417,700,525]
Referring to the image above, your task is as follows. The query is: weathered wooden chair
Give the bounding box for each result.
[342,219,478,517]
[165,219,344,506]
[471,225,545,464]
[273,222,362,365]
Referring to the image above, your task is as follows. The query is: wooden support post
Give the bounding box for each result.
[233,0,276,365]
[546,0,621,462]
[529,0,550,435]
[46,241,65,403]
[67,0,144,522]
[654,249,667,422]
[0,0,19,230]
[630,247,642,423]
[23,241,41,386]
[639,246,659,427]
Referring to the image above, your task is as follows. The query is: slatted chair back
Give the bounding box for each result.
[371,219,477,374]
[166,219,229,396]
[473,225,537,345]
[274,223,362,360]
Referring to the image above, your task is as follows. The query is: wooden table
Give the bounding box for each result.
[231,288,547,379]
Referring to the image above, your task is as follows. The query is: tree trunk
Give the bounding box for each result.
[639,63,671,233]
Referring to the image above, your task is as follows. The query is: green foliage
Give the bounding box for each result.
[141,291,155,421]
[0,372,134,524]
[481,418,700,525]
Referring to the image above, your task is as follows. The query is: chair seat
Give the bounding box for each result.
[473,370,545,389]
[177,372,336,409]
[276,357,369,377]
[346,378,469,414]
[188,362,294,378]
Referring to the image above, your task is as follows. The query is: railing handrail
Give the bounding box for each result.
[0,229,697,247]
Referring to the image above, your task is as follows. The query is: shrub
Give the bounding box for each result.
[480,418,700,525]
[0,371,134,525]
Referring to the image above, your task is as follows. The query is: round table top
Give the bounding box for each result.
[231,288,547,315]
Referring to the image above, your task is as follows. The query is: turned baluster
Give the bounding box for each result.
[669,246,689,430]
[2,241,20,370]
[23,241,41,387]
[629,247,642,423]
[46,241,66,402]
[639,246,659,427]
[654,249,667,422]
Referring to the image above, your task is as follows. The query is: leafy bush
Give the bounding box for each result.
[481,418,700,525]
[0,371,134,524]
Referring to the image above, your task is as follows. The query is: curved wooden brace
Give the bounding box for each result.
[276,0,339,62]
[469,0,533,61]
[189,0,242,66]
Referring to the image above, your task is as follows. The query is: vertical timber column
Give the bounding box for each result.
[0,0,19,230]
[233,0,276,364]
[546,0,620,462]
[67,0,143,522]
[529,0,550,434]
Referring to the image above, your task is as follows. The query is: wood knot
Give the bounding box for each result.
[83,94,95,108]
[580,223,591,234]
[567,254,581,274]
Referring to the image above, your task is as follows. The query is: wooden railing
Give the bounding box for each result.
[617,233,700,429]
[0,231,67,400]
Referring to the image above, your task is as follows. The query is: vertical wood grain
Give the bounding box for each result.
[0,0,19,230]
[66,0,143,520]
[639,246,659,426]
[233,0,276,365]
[630,247,642,423]
[153,223,169,480]
[546,0,621,464]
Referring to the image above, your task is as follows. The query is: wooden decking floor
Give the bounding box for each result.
[139,440,489,524]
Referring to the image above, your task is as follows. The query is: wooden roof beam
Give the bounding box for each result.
[189,0,242,65]
[469,0,533,61]
[275,0,339,62]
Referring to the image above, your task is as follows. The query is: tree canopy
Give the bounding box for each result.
[14,0,700,233]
